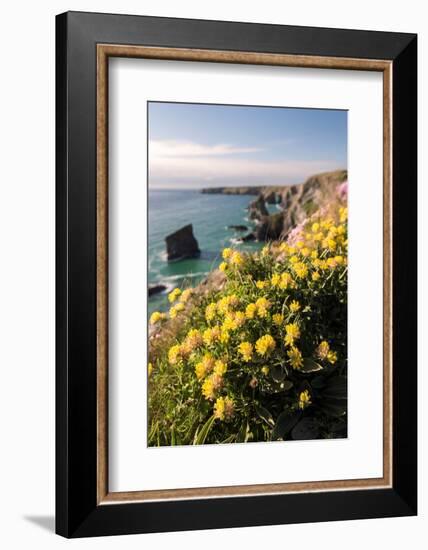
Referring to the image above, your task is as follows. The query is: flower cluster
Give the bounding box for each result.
[149,200,348,446]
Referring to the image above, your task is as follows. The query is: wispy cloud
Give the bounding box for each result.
[149,140,341,187]
[150,140,264,158]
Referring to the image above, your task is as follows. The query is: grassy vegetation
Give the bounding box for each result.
[148,200,348,446]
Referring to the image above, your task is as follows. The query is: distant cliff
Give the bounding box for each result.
[200,170,347,207]
[201,170,347,241]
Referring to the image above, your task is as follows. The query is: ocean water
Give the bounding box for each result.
[148,189,275,315]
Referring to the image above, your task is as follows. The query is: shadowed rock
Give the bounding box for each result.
[165,224,200,262]
[240,232,256,242]
[227,224,248,231]
[148,284,167,297]
[254,212,285,241]
[248,195,269,220]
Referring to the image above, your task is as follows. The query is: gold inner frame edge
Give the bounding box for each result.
[96,44,393,504]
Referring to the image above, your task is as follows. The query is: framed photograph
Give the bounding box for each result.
[56,11,417,538]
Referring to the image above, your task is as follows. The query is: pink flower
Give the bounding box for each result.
[337,181,348,200]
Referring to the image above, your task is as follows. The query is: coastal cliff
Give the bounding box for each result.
[200,169,347,204]
[202,169,347,241]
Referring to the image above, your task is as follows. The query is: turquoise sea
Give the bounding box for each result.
[148,189,276,315]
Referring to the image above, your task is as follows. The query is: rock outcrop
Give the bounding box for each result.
[227,224,248,231]
[148,284,167,297]
[248,195,269,220]
[165,224,200,262]
[211,170,347,242]
[200,170,347,207]
[254,212,285,241]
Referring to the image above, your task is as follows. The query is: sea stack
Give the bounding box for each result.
[248,194,269,220]
[165,224,201,262]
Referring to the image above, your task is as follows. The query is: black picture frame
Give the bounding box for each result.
[56,11,417,538]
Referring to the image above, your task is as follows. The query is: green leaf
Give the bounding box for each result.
[194,415,215,445]
[321,398,347,418]
[255,404,275,427]
[236,420,250,443]
[220,434,236,444]
[272,410,302,441]
[270,364,285,382]
[301,358,323,373]
[291,418,320,440]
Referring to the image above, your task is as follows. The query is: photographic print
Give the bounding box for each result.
[147,101,348,446]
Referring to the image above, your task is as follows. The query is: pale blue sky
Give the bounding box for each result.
[148,102,347,188]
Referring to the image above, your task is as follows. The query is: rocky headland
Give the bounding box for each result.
[202,169,347,242]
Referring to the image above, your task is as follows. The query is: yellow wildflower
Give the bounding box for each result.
[256,297,271,318]
[169,302,185,319]
[327,350,338,364]
[205,302,217,321]
[203,326,221,346]
[245,303,257,319]
[312,222,320,233]
[285,323,300,346]
[287,346,303,370]
[271,273,281,287]
[261,366,270,376]
[321,217,334,230]
[195,353,215,380]
[301,247,311,257]
[256,280,268,290]
[279,272,293,289]
[272,313,284,326]
[289,255,299,264]
[339,207,348,223]
[149,311,166,325]
[168,344,182,365]
[255,334,276,356]
[222,248,233,260]
[316,340,330,360]
[219,261,228,272]
[202,373,223,400]
[230,251,244,266]
[183,328,203,352]
[228,294,239,308]
[234,311,246,328]
[179,288,193,303]
[299,390,312,410]
[214,396,235,421]
[238,341,253,362]
[168,287,181,303]
[312,271,320,281]
[292,262,308,279]
[334,255,344,265]
[214,359,227,376]
[327,257,338,269]
[217,295,239,315]
[322,238,336,251]
[223,311,244,332]
[222,314,236,332]
[220,330,230,344]
[289,300,300,313]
